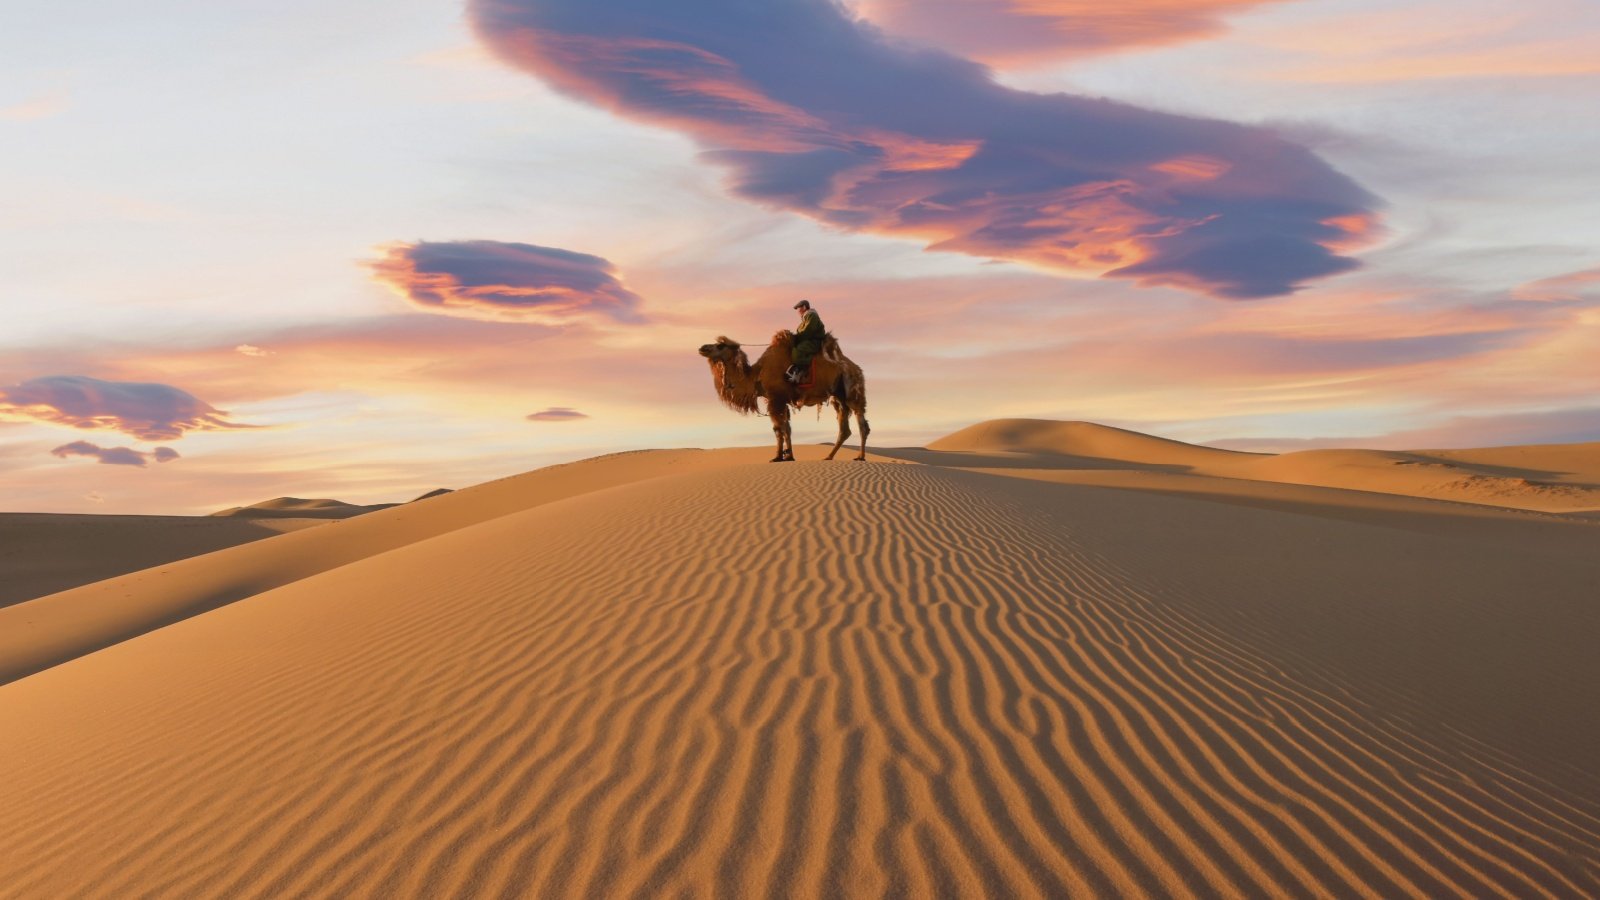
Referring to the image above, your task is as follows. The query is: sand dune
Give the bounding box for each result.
[210,496,393,519]
[0,448,848,684]
[1422,442,1600,483]
[1,491,456,610]
[928,418,1600,514]
[0,512,326,610]
[930,418,1258,470]
[2,439,1599,898]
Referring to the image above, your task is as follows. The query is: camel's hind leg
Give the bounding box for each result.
[854,408,871,461]
[824,399,851,461]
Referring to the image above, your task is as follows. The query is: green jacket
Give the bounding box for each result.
[794,310,826,365]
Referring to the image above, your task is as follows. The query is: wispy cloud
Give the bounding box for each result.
[1246,2,1600,83]
[470,0,1380,299]
[51,441,181,468]
[854,0,1286,64]
[0,376,250,441]
[1513,268,1600,304]
[527,407,589,422]
[370,240,646,324]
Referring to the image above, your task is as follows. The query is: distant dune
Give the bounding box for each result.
[0,494,418,611]
[2,424,1598,898]
[210,496,394,520]
[926,418,1600,514]
[0,513,327,610]
[930,418,1259,469]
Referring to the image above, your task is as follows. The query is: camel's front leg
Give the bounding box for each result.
[769,408,791,462]
[824,400,850,461]
[854,411,871,461]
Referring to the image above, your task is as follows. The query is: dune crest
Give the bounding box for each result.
[210,496,390,519]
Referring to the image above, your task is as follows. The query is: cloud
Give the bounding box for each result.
[853,0,1285,64]
[51,441,182,468]
[235,344,272,357]
[469,0,1379,299]
[1246,4,1600,84]
[526,407,590,421]
[14,313,706,415]
[0,376,248,441]
[370,240,645,323]
[1513,268,1600,304]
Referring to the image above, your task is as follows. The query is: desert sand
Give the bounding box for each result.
[929,419,1600,514]
[2,421,1598,898]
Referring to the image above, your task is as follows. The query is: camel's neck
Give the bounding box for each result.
[712,353,762,414]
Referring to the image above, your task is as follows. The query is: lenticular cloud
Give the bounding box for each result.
[470,0,1380,299]
[371,240,645,324]
[527,407,590,422]
[50,441,182,467]
[0,376,246,441]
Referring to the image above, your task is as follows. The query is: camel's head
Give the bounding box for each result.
[698,337,741,362]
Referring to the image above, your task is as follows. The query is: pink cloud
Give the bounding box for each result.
[470,0,1380,300]
[51,441,181,468]
[0,314,707,432]
[0,376,250,441]
[854,0,1285,65]
[370,240,645,324]
[1512,268,1600,304]
[1251,7,1600,84]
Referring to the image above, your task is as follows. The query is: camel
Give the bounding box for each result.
[699,331,870,462]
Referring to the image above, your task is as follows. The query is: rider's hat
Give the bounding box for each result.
[793,299,811,310]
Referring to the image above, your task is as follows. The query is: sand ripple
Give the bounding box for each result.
[2,462,1598,898]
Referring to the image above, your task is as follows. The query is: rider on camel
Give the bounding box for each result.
[787,299,825,383]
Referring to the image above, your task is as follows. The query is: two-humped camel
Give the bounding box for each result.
[699,331,870,462]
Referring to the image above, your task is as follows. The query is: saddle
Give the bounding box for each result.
[786,357,818,389]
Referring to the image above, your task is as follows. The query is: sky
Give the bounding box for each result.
[2,0,1597,514]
